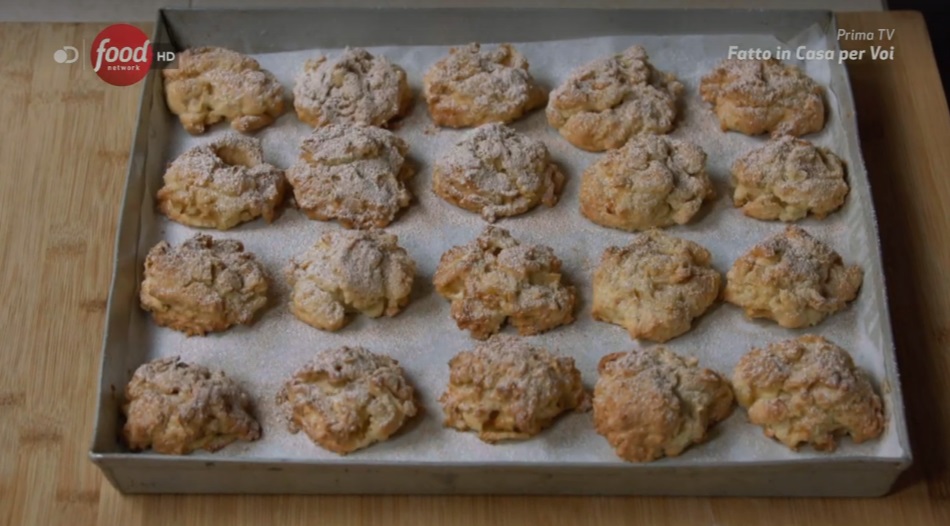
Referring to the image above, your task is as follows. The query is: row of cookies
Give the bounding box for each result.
[164,44,826,147]
[121,333,885,461]
[157,123,848,236]
[140,225,861,343]
[164,44,543,135]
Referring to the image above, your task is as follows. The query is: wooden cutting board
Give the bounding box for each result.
[1,11,948,526]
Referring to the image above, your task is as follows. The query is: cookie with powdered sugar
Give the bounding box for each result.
[293,47,412,128]
[122,357,261,455]
[439,335,587,443]
[592,230,721,343]
[285,230,415,332]
[423,43,546,128]
[731,136,849,221]
[700,58,825,137]
[432,123,564,222]
[732,335,885,451]
[157,134,286,230]
[286,124,413,229]
[724,226,863,328]
[433,226,576,340]
[163,47,285,135]
[139,234,269,336]
[547,45,683,152]
[278,346,417,454]
[580,134,714,232]
[594,346,733,462]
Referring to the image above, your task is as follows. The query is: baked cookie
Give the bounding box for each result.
[592,230,721,342]
[423,43,546,128]
[433,226,576,340]
[732,136,848,221]
[163,47,285,135]
[700,58,825,137]
[594,347,734,462]
[439,335,587,443]
[432,123,564,222]
[293,47,412,128]
[286,124,413,229]
[286,230,415,332]
[547,45,683,151]
[139,234,268,336]
[122,357,261,454]
[157,134,285,230]
[732,335,885,451]
[580,134,714,231]
[724,226,863,328]
[277,346,417,455]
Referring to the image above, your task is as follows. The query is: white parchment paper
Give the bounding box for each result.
[133,25,903,465]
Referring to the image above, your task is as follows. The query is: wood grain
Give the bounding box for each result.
[0,12,948,526]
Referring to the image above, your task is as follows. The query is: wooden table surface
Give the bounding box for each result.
[1,11,948,526]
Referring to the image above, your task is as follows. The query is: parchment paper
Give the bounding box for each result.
[132,24,903,465]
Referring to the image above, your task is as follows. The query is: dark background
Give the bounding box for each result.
[889,0,949,99]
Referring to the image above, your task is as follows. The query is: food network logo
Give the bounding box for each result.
[55,24,177,86]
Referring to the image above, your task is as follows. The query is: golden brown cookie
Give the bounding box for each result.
[139,234,268,336]
[286,124,413,229]
[293,47,412,128]
[423,43,546,128]
[731,136,848,221]
[699,58,825,137]
[724,226,863,328]
[592,230,721,342]
[122,357,261,454]
[286,230,415,332]
[163,47,285,135]
[579,134,714,231]
[594,347,734,462]
[546,45,683,151]
[157,134,286,230]
[732,334,885,451]
[433,226,576,340]
[277,346,417,455]
[432,123,564,222]
[439,335,587,443]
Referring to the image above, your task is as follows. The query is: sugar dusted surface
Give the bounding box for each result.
[133,27,902,464]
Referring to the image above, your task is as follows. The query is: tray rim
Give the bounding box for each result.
[88,6,913,495]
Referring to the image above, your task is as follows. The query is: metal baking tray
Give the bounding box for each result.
[90,7,911,496]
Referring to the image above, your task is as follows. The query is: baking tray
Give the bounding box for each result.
[89,7,911,496]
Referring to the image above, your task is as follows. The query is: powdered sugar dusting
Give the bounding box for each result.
[702,58,819,106]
